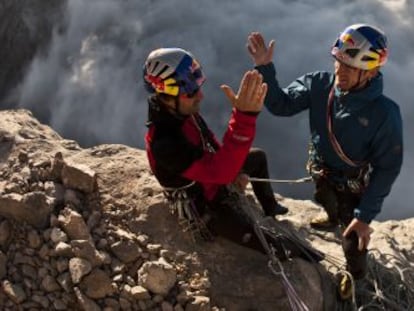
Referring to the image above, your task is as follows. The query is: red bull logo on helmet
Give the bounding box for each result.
[339,33,355,47]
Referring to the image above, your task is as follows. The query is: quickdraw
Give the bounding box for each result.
[163,182,213,242]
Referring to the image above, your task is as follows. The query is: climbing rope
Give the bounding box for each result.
[231,185,314,311]
[268,259,311,311]
[345,248,414,311]
[248,176,414,310]
[248,176,313,184]
[306,226,414,310]
[164,177,414,310]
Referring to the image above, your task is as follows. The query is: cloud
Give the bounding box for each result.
[17,0,414,220]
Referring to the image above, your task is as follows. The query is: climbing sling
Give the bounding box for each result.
[326,87,365,168]
[307,87,371,194]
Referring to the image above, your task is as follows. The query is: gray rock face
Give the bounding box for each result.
[69,257,92,284]
[58,207,91,241]
[56,272,72,293]
[185,296,210,311]
[74,287,101,311]
[0,192,52,228]
[129,285,151,300]
[79,268,115,299]
[0,219,11,247]
[0,251,6,279]
[62,162,97,194]
[50,227,68,243]
[110,240,142,264]
[41,275,61,292]
[27,229,42,249]
[71,239,104,267]
[138,258,177,296]
[2,280,26,304]
[54,241,73,257]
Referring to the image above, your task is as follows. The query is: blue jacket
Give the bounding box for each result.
[257,63,403,223]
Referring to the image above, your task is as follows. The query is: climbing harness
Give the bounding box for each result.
[307,160,370,194]
[163,182,213,242]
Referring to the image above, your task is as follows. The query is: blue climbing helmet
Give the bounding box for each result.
[331,24,388,70]
[143,48,205,96]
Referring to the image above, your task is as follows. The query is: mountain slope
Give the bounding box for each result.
[0,109,412,310]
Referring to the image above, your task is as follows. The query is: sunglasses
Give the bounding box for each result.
[180,87,200,99]
[178,67,205,98]
[186,88,200,98]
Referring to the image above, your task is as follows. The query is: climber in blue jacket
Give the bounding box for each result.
[247,24,403,298]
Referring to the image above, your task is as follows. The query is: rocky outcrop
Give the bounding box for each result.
[0,109,412,311]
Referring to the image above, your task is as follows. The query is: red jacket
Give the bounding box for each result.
[145,97,258,201]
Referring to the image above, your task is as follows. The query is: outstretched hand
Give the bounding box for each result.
[247,32,275,66]
[343,218,373,251]
[220,70,267,113]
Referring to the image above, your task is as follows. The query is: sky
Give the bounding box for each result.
[15,0,413,220]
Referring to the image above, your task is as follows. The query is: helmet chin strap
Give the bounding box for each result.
[349,69,373,92]
[174,96,181,114]
[350,70,364,91]
[338,69,371,94]
[157,94,187,118]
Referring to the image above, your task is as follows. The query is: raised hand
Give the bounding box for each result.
[247,32,275,66]
[220,70,267,113]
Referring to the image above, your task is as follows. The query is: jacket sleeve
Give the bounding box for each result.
[354,105,403,223]
[255,62,312,116]
[182,109,257,184]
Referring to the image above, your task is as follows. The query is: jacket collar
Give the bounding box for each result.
[334,72,383,110]
[146,96,189,128]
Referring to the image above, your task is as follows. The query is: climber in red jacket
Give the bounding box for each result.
[143,47,297,255]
